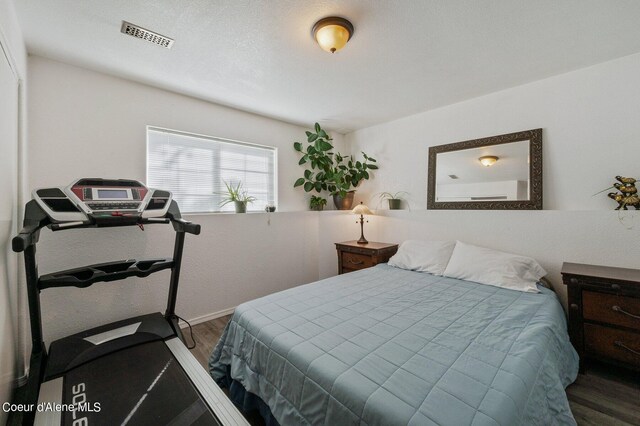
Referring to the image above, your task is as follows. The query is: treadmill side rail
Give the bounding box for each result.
[165,338,250,426]
[33,378,63,426]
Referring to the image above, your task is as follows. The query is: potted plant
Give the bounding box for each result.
[293,123,378,210]
[218,180,256,213]
[379,191,408,210]
[310,195,327,211]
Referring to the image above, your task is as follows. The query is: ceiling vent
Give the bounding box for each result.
[120,21,174,49]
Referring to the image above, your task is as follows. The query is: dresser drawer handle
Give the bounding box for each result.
[612,305,640,320]
[348,259,364,265]
[614,341,640,357]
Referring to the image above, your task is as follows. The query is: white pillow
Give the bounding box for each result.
[388,240,456,275]
[442,241,546,293]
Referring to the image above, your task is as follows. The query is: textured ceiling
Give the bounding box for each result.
[14,0,640,133]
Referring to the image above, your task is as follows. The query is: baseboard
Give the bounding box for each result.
[178,307,235,329]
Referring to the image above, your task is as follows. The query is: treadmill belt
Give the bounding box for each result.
[62,341,221,425]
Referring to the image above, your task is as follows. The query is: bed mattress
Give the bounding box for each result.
[210,264,579,425]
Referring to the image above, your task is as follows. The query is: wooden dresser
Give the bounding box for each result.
[335,241,398,275]
[562,262,640,371]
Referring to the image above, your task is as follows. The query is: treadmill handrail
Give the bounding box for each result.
[12,200,50,252]
[38,258,175,289]
[12,200,200,252]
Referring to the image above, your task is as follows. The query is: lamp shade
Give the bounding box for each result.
[351,203,373,215]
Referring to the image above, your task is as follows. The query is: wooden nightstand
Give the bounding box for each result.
[562,262,640,372]
[335,241,398,275]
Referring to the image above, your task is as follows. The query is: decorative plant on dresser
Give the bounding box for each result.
[293,122,378,210]
[606,176,640,210]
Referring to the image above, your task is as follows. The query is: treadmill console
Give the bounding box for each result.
[33,178,172,225]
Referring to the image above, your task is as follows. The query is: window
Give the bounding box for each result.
[147,127,277,213]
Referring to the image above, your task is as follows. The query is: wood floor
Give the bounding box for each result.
[188,315,640,426]
[185,315,231,370]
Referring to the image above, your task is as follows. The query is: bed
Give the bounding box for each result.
[209,264,579,425]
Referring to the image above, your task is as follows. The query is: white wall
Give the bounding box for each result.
[436,180,524,201]
[0,0,26,417]
[346,53,640,307]
[26,37,640,350]
[28,56,346,212]
[0,0,26,75]
[27,56,348,342]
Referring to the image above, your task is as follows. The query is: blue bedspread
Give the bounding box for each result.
[210,264,579,425]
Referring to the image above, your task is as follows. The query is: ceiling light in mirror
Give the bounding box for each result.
[478,156,499,167]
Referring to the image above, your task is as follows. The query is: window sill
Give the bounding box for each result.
[183,210,350,217]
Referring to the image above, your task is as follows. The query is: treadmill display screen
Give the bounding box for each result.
[97,189,128,199]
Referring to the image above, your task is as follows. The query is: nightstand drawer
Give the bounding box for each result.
[584,323,640,365]
[336,241,398,275]
[583,291,640,331]
[342,252,373,270]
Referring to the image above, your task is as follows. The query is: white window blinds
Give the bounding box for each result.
[147,127,277,213]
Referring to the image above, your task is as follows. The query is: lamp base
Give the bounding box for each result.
[357,213,368,244]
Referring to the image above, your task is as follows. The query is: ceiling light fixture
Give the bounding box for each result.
[479,156,499,167]
[312,17,354,53]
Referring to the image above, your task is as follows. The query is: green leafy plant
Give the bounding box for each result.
[378,191,408,201]
[217,180,257,207]
[378,191,409,210]
[310,195,327,211]
[293,123,378,197]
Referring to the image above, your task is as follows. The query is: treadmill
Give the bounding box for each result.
[9,178,248,426]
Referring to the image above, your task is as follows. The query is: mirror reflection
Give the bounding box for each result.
[435,140,530,202]
[427,128,542,210]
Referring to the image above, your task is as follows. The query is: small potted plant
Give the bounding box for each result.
[218,180,256,213]
[379,191,408,210]
[310,195,327,211]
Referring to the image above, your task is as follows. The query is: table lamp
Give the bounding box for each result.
[352,202,373,244]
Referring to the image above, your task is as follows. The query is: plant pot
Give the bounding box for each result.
[333,191,355,210]
[311,205,325,211]
[388,199,402,210]
[234,201,247,213]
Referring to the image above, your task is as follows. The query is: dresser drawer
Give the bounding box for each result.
[341,252,373,270]
[584,323,640,366]
[583,291,640,331]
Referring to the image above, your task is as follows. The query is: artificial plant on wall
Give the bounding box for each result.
[293,123,378,209]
